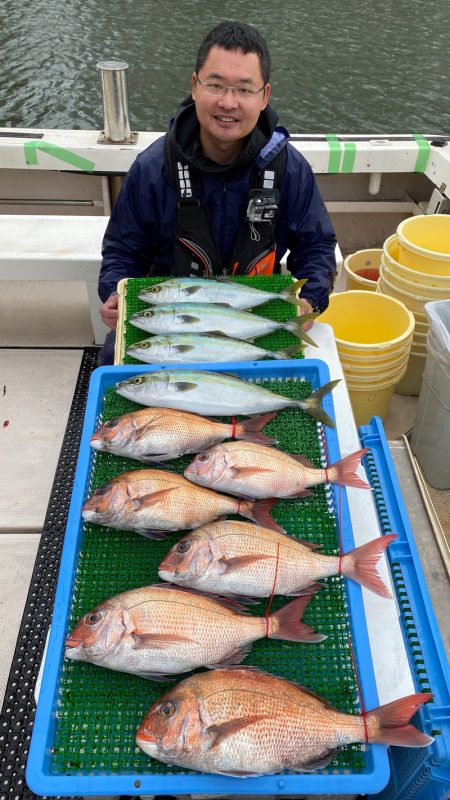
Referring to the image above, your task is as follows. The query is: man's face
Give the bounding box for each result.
[191,46,271,163]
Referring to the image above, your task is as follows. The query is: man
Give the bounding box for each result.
[98,20,336,364]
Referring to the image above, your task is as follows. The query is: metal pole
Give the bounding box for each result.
[96,60,133,143]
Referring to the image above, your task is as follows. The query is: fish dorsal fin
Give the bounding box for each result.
[212,666,338,708]
[287,453,317,469]
[151,583,251,613]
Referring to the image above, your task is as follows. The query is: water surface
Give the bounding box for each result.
[1,0,449,134]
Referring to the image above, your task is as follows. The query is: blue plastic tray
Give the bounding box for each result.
[27,360,388,796]
[360,417,450,800]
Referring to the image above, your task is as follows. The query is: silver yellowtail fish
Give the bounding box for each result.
[136,668,434,775]
[81,469,284,536]
[128,303,318,347]
[116,370,340,429]
[127,333,303,364]
[184,442,370,498]
[90,407,277,463]
[65,585,323,679]
[138,277,307,309]
[158,520,397,599]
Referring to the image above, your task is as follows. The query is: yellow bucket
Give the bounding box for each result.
[397,215,450,275]
[344,381,398,426]
[344,249,381,291]
[384,234,450,288]
[395,351,427,395]
[318,291,414,422]
[339,348,411,372]
[341,351,410,381]
[318,291,415,350]
[380,258,450,300]
[378,270,428,314]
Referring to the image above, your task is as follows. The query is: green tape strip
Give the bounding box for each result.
[326,134,342,173]
[341,142,356,173]
[24,140,95,172]
[413,134,431,173]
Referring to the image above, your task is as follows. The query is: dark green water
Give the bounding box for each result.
[1,0,449,134]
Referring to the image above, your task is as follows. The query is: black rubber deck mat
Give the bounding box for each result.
[0,348,99,800]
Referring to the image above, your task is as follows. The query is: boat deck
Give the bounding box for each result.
[0,280,449,799]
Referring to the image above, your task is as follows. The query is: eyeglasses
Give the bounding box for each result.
[195,76,265,100]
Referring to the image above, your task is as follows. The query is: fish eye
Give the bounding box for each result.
[144,310,153,318]
[141,342,150,349]
[177,540,191,553]
[86,611,103,625]
[149,286,160,293]
[133,377,143,385]
[197,453,210,463]
[105,417,118,428]
[159,701,176,717]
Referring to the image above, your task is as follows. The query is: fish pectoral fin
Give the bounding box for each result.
[292,749,340,771]
[173,344,194,353]
[132,631,198,650]
[206,715,273,749]
[183,286,202,296]
[134,422,159,441]
[230,466,273,477]
[135,488,178,509]
[173,381,198,392]
[177,314,201,323]
[218,554,273,573]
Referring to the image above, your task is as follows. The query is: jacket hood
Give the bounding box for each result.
[166,96,284,178]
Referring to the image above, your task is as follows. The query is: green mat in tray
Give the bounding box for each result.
[116,275,307,365]
[51,374,367,778]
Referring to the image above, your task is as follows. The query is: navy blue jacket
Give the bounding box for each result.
[99,101,336,312]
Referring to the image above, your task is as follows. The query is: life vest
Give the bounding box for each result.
[164,143,286,278]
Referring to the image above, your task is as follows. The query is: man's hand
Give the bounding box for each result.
[298,297,315,332]
[100,293,119,330]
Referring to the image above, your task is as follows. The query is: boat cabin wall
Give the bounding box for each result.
[0,167,433,254]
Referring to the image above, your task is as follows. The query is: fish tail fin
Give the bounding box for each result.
[341,534,397,597]
[236,413,278,445]
[271,343,305,360]
[297,379,341,429]
[284,316,319,346]
[240,498,285,534]
[367,693,434,747]
[328,448,370,488]
[279,278,308,305]
[269,593,326,643]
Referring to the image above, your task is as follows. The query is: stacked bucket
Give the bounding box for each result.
[379,214,450,394]
[318,290,415,425]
